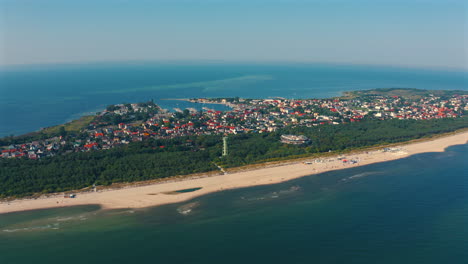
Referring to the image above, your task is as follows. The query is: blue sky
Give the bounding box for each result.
[0,0,466,70]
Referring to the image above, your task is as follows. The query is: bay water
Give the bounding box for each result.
[1,62,467,137]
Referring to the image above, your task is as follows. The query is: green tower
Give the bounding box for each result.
[222,136,228,156]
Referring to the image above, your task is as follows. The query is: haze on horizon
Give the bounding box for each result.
[0,0,467,71]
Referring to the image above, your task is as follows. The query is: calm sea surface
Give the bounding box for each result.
[0,144,467,264]
[0,62,467,137]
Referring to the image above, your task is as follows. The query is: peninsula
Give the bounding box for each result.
[1,88,467,213]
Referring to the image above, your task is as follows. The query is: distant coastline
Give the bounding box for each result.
[1,129,467,215]
[2,63,467,138]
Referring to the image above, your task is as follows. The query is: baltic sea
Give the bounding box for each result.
[0,144,467,264]
[1,62,467,137]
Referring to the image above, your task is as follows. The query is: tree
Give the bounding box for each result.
[112,115,123,125]
[59,126,67,137]
[106,105,119,111]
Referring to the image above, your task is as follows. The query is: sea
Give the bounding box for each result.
[0,144,467,264]
[0,62,467,263]
[0,62,467,137]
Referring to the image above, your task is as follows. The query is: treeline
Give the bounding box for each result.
[0,141,218,198]
[219,116,468,167]
[0,132,53,146]
[1,117,467,198]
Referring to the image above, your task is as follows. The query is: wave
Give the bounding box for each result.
[241,186,301,202]
[2,223,60,233]
[106,210,136,216]
[177,202,200,215]
[54,214,89,222]
[341,171,383,182]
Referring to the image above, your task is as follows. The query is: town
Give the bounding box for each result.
[2,91,467,159]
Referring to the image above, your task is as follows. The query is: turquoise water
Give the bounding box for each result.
[1,62,467,137]
[1,144,467,264]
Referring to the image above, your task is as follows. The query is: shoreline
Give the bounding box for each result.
[1,130,467,215]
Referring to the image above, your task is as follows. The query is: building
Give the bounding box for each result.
[280,135,310,145]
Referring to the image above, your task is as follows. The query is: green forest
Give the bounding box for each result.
[1,117,467,198]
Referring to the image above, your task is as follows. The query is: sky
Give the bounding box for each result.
[0,0,467,70]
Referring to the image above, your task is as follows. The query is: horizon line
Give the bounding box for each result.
[1,59,467,73]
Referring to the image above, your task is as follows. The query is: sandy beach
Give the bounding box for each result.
[1,131,467,214]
